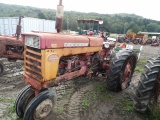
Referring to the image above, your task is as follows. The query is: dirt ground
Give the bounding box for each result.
[0,44,159,120]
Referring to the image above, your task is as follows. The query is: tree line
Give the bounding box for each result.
[0,3,160,34]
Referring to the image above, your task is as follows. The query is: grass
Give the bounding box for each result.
[138,58,147,65]
[0,97,15,115]
[121,99,133,113]
[95,83,114,100]
[55,108,64,114]
[139,106,160,120]
[81,82,115,110]
[117,98,134,115]
[135,66,144,72]
[95,83,108,92]
[0,97,15,102]
[90,92,97,100]
[81,99,91,109]
[0,97,18,120]
[135,58,147,72]
[117,97,160,119]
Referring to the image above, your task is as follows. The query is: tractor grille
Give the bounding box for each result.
[25,46,42,81]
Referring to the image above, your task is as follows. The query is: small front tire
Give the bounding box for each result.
[23,90,57,120]
[0,62,4,77]
[15,85,35,117]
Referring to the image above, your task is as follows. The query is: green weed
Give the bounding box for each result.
[55,108,64,114]
[135,58,147,72]
[140,106,160,120]
[0,97,15,102]
[99,92,114,101]
[81,99,91,109]
[118,98,134,114]
[93,83,114,100]
[95,83,107,92]
[137,58,147,65]
[3,103,19,120]
[9,104,15,113]
[90,92,97,100]
[0,97,7,102]
[135,66,144,72]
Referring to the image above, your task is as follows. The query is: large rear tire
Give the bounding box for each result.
[133,57,160,112]
[106,49,137,92]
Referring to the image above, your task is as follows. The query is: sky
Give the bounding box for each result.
[0,0,159,21]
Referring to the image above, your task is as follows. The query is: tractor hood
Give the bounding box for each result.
[22,32,104,49]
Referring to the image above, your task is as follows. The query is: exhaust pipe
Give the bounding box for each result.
[55,0,64,33]
[16,16,24,40]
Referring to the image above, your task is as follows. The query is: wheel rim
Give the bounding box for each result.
[121,57,133,90]
[34,99,53,119]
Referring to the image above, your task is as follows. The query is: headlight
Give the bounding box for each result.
[25,36,40,49]
[103,42,110,48]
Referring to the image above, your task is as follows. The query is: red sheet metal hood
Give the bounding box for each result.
[22,32,104,49]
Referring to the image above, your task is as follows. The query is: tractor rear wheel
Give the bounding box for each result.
[15,85,35,117]
[133,57,160,112]
[0,62,4,77]
[106,49,137,92]
[23,90,57,120]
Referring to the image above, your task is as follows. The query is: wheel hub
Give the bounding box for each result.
[121,58,133,90]
[34,99,53,119]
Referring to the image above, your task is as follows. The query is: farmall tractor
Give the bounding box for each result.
[14,1,137,120]
[0,16,24,76]
[15,31,138,120]
[133,56,160,112]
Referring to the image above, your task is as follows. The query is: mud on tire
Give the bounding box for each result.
[133,57,160,112]
[106,49,137,92]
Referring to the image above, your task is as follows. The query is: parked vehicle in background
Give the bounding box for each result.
[0,16,23,76]
[0,16,57,76]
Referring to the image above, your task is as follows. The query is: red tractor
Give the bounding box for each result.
[14,3,137,120]
[14,1,138,119]
[15,31,137,120]
[0,16,24,76]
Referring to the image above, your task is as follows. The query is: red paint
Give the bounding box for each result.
[55,66,87,84]
[0,36,23,59]
[22,33,104,49]
[23,74,42,90]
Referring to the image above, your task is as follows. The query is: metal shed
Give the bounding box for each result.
[0,17,56,36]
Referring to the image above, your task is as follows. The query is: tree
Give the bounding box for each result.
[1,3,160,32]
[147,23,159,32]
[37,11,46,19]
[132,24,141,33]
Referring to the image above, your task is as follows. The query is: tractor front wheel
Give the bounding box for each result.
[23,90,57,120]
[107,49,137,92]
[15,85,35,117]
[0,62,4,77]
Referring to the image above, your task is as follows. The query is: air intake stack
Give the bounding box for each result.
[55,0,64,33]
